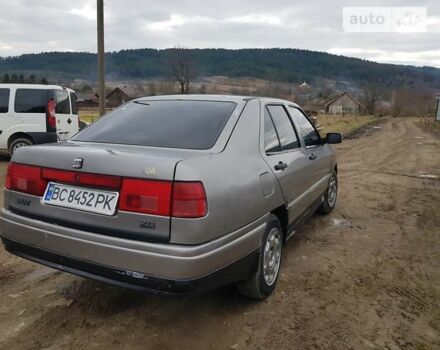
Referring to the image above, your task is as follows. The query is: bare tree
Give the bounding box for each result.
[147,82,157,96]
[199,84,207,94]
[157,80,178,95]
[392,87,435,117]
[134,82,146,97]
[166,47,196,94]
[362,84,381,115]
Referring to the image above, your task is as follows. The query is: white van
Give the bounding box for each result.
[0,84,79,155]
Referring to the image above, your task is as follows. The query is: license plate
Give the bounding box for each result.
[42,182,119,216]
[57,132,70,141]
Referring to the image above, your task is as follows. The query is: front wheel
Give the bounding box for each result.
[317,172,338,214]
[9,137,34,156]
[237,214,283,300]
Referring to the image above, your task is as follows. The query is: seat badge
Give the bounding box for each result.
[73,158,83,169]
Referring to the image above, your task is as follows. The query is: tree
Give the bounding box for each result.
[29,74,36,84]
[316,87,336,101]
[361,84,381,115]
[200,84,207,94]
[11,74,18,83]
[40,77,48,84]
[147,82,157,96]
[18,74,25,83]
[392,87,435,117]
[157,80,178,95]
[2,73,10,83]
[166,47,196,94]
[134,82,145,97]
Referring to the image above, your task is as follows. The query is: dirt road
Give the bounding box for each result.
[0,117,439,350]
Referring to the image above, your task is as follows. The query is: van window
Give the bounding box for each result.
[54,90,70,114]
[14,89,48,113]
[70,92,78,114]
[0,89,9,113]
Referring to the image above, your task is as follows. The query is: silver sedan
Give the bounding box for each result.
[0,95,341,299]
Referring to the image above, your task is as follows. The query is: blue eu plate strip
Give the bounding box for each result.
[44,184,55,201]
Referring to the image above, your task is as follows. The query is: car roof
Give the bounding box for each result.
[0,83,71,91]
[135,94,300,107]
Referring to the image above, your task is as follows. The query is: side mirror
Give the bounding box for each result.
[325,133,342,144]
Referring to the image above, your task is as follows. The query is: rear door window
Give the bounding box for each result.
[288,107,320,147]
[74,100,237,149]
[266,105,300,151]
[263,108,281,153]
[54,90,70,114]
[0,89,9,113]
[14,89,48,113]
[70,92,78,114]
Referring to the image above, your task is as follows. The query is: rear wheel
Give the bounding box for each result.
[9,137,33,156]
[237,214,283,300]
[79,120,88,130]
[318,172,338,214]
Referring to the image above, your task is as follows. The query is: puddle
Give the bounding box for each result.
[330,218,352,227]
[14,322,26,333]
[23,267,57,282]
[46,298,74,308]
[419,174,438,179]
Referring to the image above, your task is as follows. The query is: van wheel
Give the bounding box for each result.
[317,172,338,214]
[237,214,283,300]
[79,120,88,130]
[9,137,33,156]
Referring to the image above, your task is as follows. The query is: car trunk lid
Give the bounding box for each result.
[9,142,206,242]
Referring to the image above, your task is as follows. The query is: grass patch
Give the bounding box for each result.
[316,114,380,136]
[78,108,106,124]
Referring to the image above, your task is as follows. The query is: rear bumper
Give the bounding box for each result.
[2,238,258,296]
[0,209,267,295]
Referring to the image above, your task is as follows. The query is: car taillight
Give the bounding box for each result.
[41,168,121,189]
[6,162,208,218]
[119,179,172,216]
[6,163,47,196]
[46,99,56,131]
[171,182,207,218]
[77,173,121,189]
[119,180,207,218]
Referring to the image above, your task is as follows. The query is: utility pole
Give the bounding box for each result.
[97,0,105,116]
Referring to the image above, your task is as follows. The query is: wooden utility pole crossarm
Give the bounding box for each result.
[97,0,105,116]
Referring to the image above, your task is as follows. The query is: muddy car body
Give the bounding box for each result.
[0,95,341,299]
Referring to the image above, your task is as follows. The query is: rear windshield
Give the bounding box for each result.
[73,100,237,149]
[54,90,70,114]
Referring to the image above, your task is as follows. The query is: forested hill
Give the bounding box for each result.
[1,48,439,88]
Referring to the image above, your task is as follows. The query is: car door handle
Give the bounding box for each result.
[274,161,288,171]
[309,153,317,160]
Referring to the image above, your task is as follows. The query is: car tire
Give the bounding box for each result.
[237,214,283,300]
[9,137,34,156]
[317,172,338,215]
[79,120,88,130]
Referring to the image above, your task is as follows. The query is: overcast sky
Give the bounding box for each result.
[0,0,439,67]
